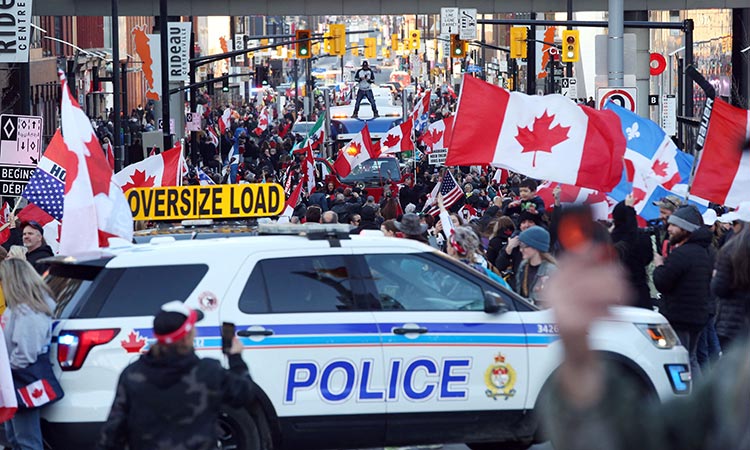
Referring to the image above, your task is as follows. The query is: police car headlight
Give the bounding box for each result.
[635,323,679,349]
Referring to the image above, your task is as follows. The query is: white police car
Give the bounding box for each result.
[42,225,690,450]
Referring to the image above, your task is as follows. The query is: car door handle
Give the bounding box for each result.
[392,327,428,335]
[237,329,274,337]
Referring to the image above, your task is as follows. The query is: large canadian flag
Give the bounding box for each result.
[114,146,183,191]
[333,124,379,178]
[379,119,414,154]
[447,75,626,193]
[0,331,17,423]
[690,99,750,208]
[218,107,232,134]
[254,107,270,136]
[58,71,134,256]
[420,116,453,154]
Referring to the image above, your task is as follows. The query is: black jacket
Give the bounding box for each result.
[98,349,256,450]
[653,227,714,328]
[27,244,54,274]
[712,249,750,341]
[611,202,654,309]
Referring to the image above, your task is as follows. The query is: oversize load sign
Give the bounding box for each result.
[128,184,285,221]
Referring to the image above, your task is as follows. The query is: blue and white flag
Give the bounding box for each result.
[196,167,215,186]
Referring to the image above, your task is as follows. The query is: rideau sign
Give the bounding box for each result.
[0,0,33,63]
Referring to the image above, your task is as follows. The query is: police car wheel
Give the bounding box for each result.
[218,406,262,450]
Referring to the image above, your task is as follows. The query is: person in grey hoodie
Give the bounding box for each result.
[2,258,57,450]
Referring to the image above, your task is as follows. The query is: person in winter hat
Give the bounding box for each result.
[653,205,713,378]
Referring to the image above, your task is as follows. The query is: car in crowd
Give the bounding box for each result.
[41,225,690,450]
[315,155,402,202]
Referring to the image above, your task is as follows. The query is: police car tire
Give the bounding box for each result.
[218,405,269,450]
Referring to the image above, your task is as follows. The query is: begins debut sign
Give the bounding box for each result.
[127,184,286,220]
[0,0,33,63]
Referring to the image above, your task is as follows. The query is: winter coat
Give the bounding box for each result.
[515,260,557,307]
[26,244,54,275]
[611,202,654,309]
[98,349,256,450]
[712,250,750,341]
[653,227,714,329]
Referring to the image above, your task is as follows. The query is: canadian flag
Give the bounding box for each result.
[0,202,10,245]
[420,116,453,154]
[254,108,269,136]
[218,107,232,134]
[333,124,379,178]
[17,379,58,408]
[690,99,750,208]
[536,181,610,221]
[58,71,134,255]
[447,75,626,193]
[379,119,414,154]
[409,90,431,131]
[277,181,303,224]
[114,145,183,191]
[302,144,317,195]
[103,141,115,170]
[0,331,17,423]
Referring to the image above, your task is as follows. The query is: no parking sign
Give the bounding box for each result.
[597,87,637,114]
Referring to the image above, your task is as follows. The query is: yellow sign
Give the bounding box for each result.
[127,184,286,221]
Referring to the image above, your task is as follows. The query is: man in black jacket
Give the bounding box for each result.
[98,301,256,450]
[21,221,54,274]
[653,205,713,377]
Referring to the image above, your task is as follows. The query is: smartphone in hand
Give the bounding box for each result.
[221,322,236,355]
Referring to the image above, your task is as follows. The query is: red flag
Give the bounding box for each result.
[333,124,378,178]
[409,90,431,123]
[278,181,303,223]
[104,141,115,170]
[254,108,269,136]
[303,144,316,195]
[218,108,232,134]
[0,331,17,423]
[114,145,183,191]
[419,116,453,153]
[446,75,625,193]
[536,181,610,221]
[57,71,133,256]
[690,99,750,208]
[0,202,10,245]
[16,203,55,226]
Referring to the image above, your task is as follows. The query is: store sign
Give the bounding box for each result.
[0,0,33,63]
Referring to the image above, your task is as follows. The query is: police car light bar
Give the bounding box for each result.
[258,223,352,240]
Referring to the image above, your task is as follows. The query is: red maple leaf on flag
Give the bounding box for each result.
[32,388,44,399]
[652,160,669,177]
[346,141,363,157]
[121,330,147,353]
[632,187,647,205]
[421,129,444,148]
[383,133,401,149]
[515,111,570,167]
[122,169,156,192]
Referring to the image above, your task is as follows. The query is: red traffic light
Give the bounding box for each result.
[566,35,576,44]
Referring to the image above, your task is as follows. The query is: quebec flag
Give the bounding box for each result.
[604,102,707,220]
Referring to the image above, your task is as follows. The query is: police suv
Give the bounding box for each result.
[42,225,690,450]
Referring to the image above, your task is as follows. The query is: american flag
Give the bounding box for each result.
[423,170,463,217]
[196,167,215,185]
[22,167,65,221]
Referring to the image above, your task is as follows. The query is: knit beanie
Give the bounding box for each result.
[668,205,703,233]
[518,226,550,253]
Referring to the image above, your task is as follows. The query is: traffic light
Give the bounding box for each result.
[222,73,229,92]
[509,27,528,59]
[562,29,580,63]
[296,29,311,59]
[329,24,346,56]
[409,30,421,50]
[352,45,359,56]
[364,38,377,59]
[324,32,333,54]
[450,34,467,58]
[391,34,399,51]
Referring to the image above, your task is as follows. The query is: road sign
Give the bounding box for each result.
[428,148,448,166]
[649,53,666,76]
[0,115,43,166]
[158,118,176,135]
[459,8,477,40]
[661,94,677,136]
[186,112,201,132]
[648,95,659,106]
[440,7,459,35]
[597,87,637,113]
[561,78,578,99]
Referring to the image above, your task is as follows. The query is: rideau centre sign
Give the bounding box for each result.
[0,0,33,63]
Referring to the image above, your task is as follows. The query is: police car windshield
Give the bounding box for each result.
[341,158,400,184]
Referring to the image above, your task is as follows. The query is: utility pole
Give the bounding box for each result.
[607,0,624,87]
[566,0,574,78]
[159,0,172,151]
[526,12,536,95]
[189,18,198,162]
[111,0,124,171]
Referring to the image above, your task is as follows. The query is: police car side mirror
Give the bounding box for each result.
[484,291,509,314]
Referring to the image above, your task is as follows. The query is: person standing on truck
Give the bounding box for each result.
[98,301,257,450]
[352,60,379,119]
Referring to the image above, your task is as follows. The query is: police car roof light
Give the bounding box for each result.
[258,223,352,241]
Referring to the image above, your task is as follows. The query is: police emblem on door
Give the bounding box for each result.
[484,353,516,400]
